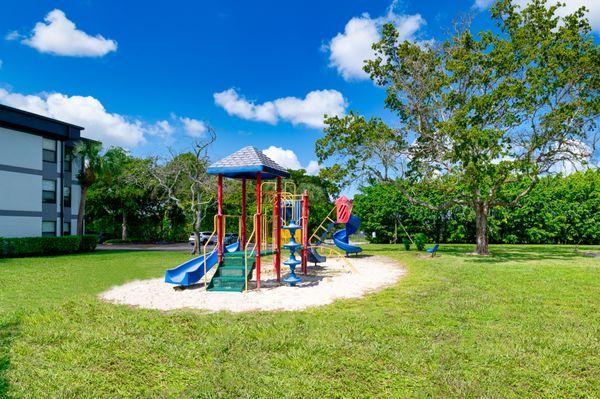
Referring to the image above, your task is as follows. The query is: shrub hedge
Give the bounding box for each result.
[79,235,99,252]
[0,235,98,258]
[414,233,427,251]
[402,238,411,251]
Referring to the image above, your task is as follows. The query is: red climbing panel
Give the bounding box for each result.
[335,196,353,224]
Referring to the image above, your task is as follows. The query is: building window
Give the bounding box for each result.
[43,138,57,163]
[42,221,56,237]
[64,148,73,172]
[42,179,56,203]
[63,221,71,236]
[63,186,71,206]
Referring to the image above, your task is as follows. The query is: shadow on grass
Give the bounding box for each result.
[463,245,589,264]
[365,244,592,264]
[0,317,19,399]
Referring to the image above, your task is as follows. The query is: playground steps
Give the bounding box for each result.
[207,252,254,292]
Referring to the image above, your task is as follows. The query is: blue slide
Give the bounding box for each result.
[306,247,327,264]
[333,215,363,256]
[165,242,239,286]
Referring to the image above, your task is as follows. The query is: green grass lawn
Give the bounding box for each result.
[1,245,599,398]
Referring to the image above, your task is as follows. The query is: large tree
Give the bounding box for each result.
[317,0,599,254]
[150,129,217,254]
[86,148,154,241]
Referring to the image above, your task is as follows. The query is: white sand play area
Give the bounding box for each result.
[99,255,405,313]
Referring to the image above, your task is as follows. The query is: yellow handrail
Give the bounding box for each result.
[243,214,258,291]
[284,181,296,198]
[279,191,304,225]
[202,215,218,289]
[309,205,337,244]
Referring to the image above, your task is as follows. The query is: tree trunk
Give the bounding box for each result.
[193,229,200,255]
[77,185,88,235]
[193,206,204,255]
[475,202,489,255]
[121,211,127,241]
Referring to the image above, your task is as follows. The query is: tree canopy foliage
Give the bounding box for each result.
[85,145,336,244]
[318,0,599,254]
[354,170,599,245]
[86,148,172,241]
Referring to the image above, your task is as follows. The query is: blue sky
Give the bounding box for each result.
[1,0,598,177]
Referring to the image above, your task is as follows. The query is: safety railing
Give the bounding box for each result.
[202,215,218,289]
[284,181,296,198]
[243,214,258,291]
[279,191,303,226]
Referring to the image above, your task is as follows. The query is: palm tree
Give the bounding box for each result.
[73,140,104,235]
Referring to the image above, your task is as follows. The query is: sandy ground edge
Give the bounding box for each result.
[99,254,406,313]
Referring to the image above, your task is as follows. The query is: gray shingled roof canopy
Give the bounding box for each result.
[207,146,290,179]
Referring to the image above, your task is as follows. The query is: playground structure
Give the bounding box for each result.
[164,146,363,292]
[308,196,363,263]
[282,221,303,286]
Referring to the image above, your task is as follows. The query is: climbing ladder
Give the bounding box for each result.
[309,205,337,245]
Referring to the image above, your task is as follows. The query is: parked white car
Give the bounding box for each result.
[189,232,216,245]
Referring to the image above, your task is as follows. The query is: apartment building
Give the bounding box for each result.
[0,104,97,238]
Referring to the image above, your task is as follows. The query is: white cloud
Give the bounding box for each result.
[263,146,302,169]
[213,89,277,124]
[0,88,145,147]
[263,146,321,175]
[274,90,347,128]
[179,116,208,137]
[324,4,426,81]
[148,120,174,138]
[475,0,600,33]
[473,0,495,10]
[305,160,321,176]
[0,87,216,147]
[20,9,117,57]
[549,139,593,175]
[326,15,381,81]
[214,88,347,128]
[5,31,22,41]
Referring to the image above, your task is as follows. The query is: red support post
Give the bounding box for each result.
[255,173,262,289]
[301,189,309,275]
[217,174,224,263]
[241,178,247,248]
[274,177,282,282]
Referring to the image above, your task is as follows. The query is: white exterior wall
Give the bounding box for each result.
[0,171,42,211]
[0,127,42,170]
[0,123,90,238]
[0,216,41,237]
[56,143,62,236]
[71,183,81,216]
[0,126,43,237]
